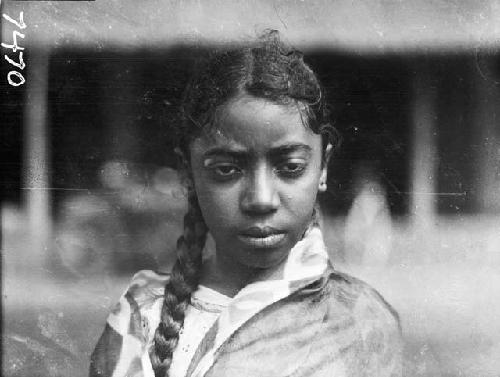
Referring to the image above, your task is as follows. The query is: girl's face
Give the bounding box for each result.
[189,94,327,270]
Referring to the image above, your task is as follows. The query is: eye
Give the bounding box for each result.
[277,161,306,177]
[209,163,241,180]
[214,164,237,175]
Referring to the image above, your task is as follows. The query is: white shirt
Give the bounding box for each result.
[169,286,231,377]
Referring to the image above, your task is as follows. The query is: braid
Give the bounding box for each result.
[149,189,207,377]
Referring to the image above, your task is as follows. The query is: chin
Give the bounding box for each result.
[239,248,290,270]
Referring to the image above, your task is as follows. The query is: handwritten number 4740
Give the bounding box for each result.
[2,11,26,86]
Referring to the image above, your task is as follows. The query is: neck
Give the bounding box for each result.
[199,251,287,298]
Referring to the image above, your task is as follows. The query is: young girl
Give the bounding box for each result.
[89,31,402,377]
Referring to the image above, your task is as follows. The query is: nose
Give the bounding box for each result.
[240,165,280,215]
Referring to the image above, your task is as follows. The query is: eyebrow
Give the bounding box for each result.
[269,143,312,157]
[203,147,248,160]
[203,143,312,159]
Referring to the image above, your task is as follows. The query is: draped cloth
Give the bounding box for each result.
[89,226,402,377]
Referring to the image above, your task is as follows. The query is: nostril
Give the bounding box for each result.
[241,169,280,214]
[241,189,280,215]
[244,202,278,215]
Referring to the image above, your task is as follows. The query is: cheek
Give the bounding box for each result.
[283,170,322,212]
[193,181,240,232]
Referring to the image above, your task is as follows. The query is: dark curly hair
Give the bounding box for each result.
[149,30,338,377]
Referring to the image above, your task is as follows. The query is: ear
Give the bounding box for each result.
[175,147,193,173]
[318,143,333,193]
[174,147,194,187]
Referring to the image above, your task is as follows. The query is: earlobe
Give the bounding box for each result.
[318,168,327,192]
[323,143,333,166]
[318,180,327,192]
[318,143,333,193]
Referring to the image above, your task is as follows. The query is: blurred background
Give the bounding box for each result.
[1,1,500,376]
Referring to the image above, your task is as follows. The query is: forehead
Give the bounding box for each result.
[191,95,321,153]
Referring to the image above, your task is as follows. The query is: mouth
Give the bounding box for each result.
[238,226,286,248]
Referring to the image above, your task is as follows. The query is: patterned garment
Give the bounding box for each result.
[170,286,230,377]
[89,226,402,377]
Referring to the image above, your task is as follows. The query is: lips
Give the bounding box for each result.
[238,226,286,248]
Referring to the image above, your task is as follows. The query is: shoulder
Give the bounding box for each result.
[325,270,400,329]
[106,270,168,337]
[127,269,170,298]
[322,270,403,375]
[90,271,169,376]
[120,269,169,313]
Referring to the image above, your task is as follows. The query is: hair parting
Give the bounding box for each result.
[175,30,339,155]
